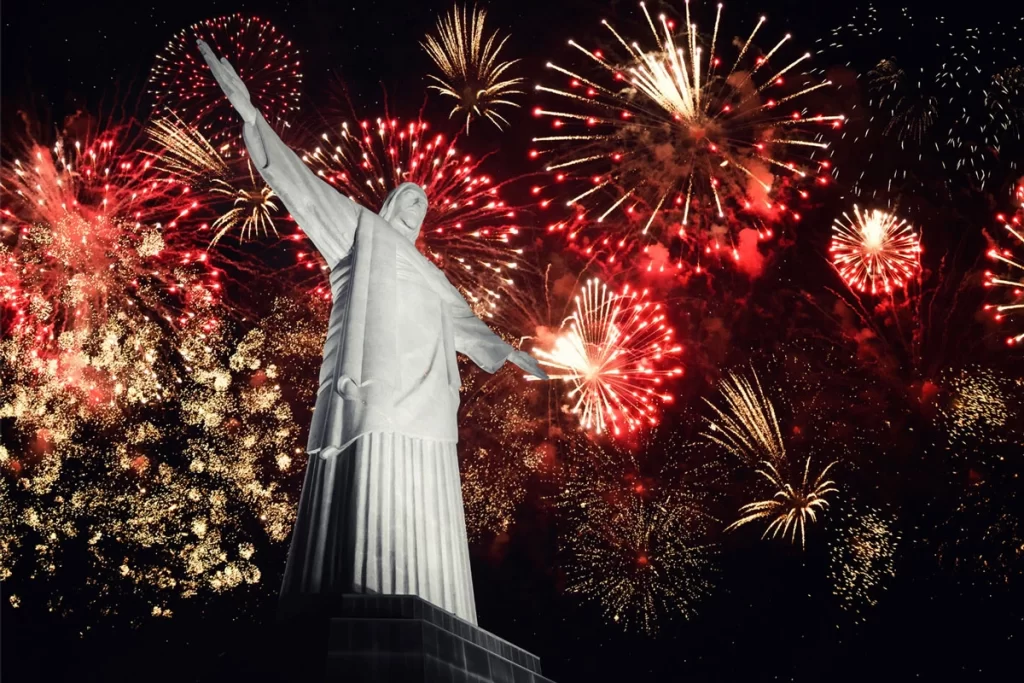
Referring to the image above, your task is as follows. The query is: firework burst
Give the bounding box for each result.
[302,116,525,312]
[831,205,921,295]
[529,277,683,437]
[561,492,714,634]
[0,118,224,409]
[422,4,525,133]
[0,293,322,618]
[829,506,900,621]
[148,14,303,151]
[144,113,280,246]
[822,6,1024,191]
[725,457,838,548]
[984,184,1024,346]
[532,0,841,265]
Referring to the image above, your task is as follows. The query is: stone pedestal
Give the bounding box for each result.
[278,594,556,683]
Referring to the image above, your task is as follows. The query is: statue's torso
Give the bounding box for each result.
[309,221,461,456]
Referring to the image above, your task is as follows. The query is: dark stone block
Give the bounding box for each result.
[287,594,556,683]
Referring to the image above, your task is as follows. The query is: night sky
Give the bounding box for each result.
[3,1,1024,681]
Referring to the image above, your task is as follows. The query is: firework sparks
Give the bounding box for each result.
[458,364,549,540]
[829,506,899,621]
[702,369,785,466]
[529,277,683,437]
[822,6,1024,191]
[561,493,714,634]
[830,205,921,295]
[303,115,525,312]
[0,119,222,409]
[422,4,524,133]
[532,0,841,264]
[148,14,303,151]
[0,293,322,618]
[725,457,838,548]
[984,184,1024,346]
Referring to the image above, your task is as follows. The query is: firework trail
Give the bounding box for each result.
[149,14,303,153]
[302,115,527,313]
[0,116,228,410]
[831,204,922,296]
[528,277,683,437]
[145,113,282,247]
[702,369,785,466]
[532,0,841,266]
[422,4,525,133]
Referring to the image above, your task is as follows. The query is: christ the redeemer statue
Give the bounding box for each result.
[199,41,548,625]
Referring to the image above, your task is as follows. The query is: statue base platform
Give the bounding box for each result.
[277,594,556,683]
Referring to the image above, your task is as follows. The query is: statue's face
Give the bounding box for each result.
[392,189,427,241]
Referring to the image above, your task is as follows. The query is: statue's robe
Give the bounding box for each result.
[244,114,514,624]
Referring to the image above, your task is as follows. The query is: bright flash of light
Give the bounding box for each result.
[702,369,785,466]
[529,277,683,437]
[303,116,525,313]
[725,457,838,548]
[422,4,524,133]
[984,183,1024,346]
[533,0,842,263]
[830,205,921,295]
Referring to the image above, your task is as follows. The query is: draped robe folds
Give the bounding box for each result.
[243,113,514,624]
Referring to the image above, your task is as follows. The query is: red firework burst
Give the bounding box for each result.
[148,14,303,152]
[983,183,1024,346]
[301,115,527,314]
[530,1,841,268]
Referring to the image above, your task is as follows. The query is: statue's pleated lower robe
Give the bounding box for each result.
[281,434,477,623]
[241,113,514,626]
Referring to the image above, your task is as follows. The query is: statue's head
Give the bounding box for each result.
[379,182,428,242]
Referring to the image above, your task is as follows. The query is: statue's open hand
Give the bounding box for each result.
[507,349,549,380]
[197,39,258,124]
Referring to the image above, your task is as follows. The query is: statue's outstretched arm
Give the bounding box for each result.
[450,305,514,373]
[450,303,548,379]
[242,114,360,267]
[198,39,359,268]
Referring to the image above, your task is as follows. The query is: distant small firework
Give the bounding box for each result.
[529,277,683,437]
[458,364,548,540]
[149,14,303,150]
[822,6,1024,191]
[829,506,899,621]
[303,116,525,312]
[984,184,1024,346]
[726,457,838,548]
[831,205,921,295]
[933,366,1023,462]
[532,0,841,264]
[562,493,714,634]
[552,435,659,521]
[702,369,785,466]
[422,4,524,132]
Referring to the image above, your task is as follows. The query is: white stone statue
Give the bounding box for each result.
[199,41,548,625]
